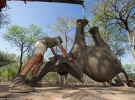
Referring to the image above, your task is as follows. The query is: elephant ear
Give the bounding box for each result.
[55,58,83,81]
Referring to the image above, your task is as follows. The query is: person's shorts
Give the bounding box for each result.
[34,41,47,56]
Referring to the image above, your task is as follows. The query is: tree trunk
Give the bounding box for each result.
[8,69,9,81]
[17,49,23,75]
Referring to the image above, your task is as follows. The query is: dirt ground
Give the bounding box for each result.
[0,82,135,100]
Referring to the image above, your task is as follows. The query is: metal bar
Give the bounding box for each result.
[7,0,83,5]
[24,0,83,4]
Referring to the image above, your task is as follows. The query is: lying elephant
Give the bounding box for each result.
[28,19,130,86]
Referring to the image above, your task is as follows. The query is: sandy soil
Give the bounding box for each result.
[0,82,135,100]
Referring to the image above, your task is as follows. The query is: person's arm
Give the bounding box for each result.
[50,48,57,56]
[58,45,73,61]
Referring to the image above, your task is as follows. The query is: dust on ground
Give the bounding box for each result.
[0,82,135,100]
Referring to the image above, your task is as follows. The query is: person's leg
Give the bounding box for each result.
[9,53,43,93]
[28,62,53,87]
[28,41,47,87]
[29,58,43,87]
[32,58,43,77]
[20,53,43,75]
[9,41,46,93]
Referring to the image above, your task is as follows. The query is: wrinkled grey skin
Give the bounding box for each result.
[36,19,129,85]
[85,27,129,82]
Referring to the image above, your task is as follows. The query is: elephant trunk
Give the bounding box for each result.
[36,62,54,82]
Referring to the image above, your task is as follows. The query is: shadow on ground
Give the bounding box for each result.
[0,82,135,100]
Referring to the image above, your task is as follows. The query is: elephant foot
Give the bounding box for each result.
[77,19,88,27]
[89,27,99,34]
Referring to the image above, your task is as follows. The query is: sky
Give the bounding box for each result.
[0,0,133,65]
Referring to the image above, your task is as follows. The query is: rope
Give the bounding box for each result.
[82,3,86,19]
[82,2,91,29]
[88,23,91,29]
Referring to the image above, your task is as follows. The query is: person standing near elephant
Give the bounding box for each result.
[9,36,73,93]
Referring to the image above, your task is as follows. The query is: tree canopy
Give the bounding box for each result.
[87,0,135,57]
[0,12,10,28]
[4,24,46,74]
[89,0,135,34]
[0,51,16,67]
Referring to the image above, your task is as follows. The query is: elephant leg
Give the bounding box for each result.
[103,82,107,86]
[60,75,62,85]
[63,74,68,85]
[89,27,110,49]
[64,74,67,85]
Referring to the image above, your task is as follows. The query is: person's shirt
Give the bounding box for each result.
[37,36,62,48]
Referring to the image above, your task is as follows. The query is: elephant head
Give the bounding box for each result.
[36,55,84,83]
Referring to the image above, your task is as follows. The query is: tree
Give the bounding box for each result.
[0,50,16,67]
[122,64,134,74]
[4,24,46,75]
[87,0,135,58]
[89,0,135,34]
[85,17,128,57]
[26,24,47,59]
[0,52,17,81]
[1,66,18,81]
[47,16,76,52]
[122,64,135,79]
[0,12,10,28]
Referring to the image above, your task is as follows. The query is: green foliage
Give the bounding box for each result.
[0,51,16,67]
[86,0,133,57]
[1,66,18,81]
[47,16,76,52]
[10,67,18,78]
[4,24,46,53]
[122,64,134,74]
[3,24,46,74]
[2,70,8,79]
[85,17,127,57]
[42,72,59,84]
[27,24,46,42]
[0,12,10,28]
[0,51,18,81]
[89,0,135,32]
[121,64,135,80]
